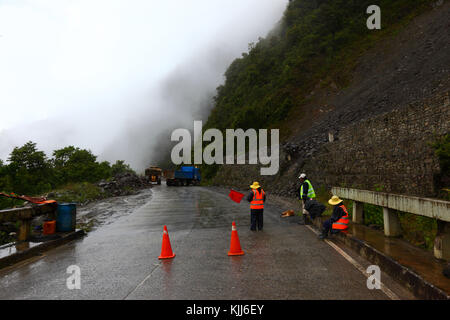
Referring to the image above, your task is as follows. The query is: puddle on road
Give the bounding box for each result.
[76,188,153,232]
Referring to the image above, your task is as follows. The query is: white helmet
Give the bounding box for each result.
[299,173,306,179]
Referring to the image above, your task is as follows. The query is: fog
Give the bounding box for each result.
[0,0,288,172]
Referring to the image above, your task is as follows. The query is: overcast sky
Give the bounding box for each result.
[0,0,287,171]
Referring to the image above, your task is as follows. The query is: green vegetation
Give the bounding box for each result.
[0,230,14,244]
[363,204,383,226]
[0,141,135,210]
[76,219,96,233]
[204,0,432,135]
[50,182,103,204]
[398,212,437,250]
[432,133,450,200]
[433,134,450,172]
[357,204,436,250]
[111,160,134,176]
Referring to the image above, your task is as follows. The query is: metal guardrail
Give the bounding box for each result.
[331,187,450,260]
[0,203,57,241]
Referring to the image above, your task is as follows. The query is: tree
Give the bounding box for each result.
[8,141,48,172]
[53,147,110,183]
[111,160,134,176]
[7,141,52,194]
[53,146,77,167]
[52,146,77,185]
[96,161,113,180]
[0,159,9,191]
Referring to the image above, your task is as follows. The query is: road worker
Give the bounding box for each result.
[319,195,349,239]
[303,198,326,220]
[247,182,266,231]
[296,173,316,225]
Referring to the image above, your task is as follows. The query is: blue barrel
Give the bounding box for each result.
[56,203,77,232]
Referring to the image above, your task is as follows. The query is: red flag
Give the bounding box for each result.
[229,189,245,203]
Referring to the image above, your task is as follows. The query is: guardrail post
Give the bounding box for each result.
[434,221,450,260]
[383,207,401,237]
[352,201,364,224]
[18,219,31,241]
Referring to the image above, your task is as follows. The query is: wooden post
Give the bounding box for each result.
[18,219,31,241]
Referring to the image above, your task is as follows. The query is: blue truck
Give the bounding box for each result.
[165,166,201,186]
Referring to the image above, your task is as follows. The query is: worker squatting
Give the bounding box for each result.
[171,121,279,175]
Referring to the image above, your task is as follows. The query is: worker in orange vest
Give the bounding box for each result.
[246,182,266,231]
[319,195,349,239]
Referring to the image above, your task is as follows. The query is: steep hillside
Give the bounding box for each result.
[202,0,449,199]
[204,0,435,133]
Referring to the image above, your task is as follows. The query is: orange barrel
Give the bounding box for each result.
[43,220,56,235]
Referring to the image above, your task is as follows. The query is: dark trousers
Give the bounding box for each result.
[250,209,264,231]
[322,219,332,235]
[322,219,339,235]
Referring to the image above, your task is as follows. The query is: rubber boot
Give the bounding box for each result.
[318,230,328,240]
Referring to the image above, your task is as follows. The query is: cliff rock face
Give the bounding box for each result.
[208,2,450,199]
[301,93,449,197]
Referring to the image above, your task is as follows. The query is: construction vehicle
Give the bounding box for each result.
[145,166,162,185]
[165,166,201,186]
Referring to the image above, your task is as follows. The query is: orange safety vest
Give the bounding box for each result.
[332,205,349,231]
[250,189,265,210]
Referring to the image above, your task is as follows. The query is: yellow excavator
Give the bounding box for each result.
[144,166,162,185]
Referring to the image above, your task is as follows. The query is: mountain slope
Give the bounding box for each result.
[201,0,449,191]
[204,0,433,133]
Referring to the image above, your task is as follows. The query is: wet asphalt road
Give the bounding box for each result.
[0,185,408,299]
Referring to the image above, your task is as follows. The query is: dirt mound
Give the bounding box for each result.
[98,172,151,196]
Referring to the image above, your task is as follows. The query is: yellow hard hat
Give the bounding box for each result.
[328,195,343,205]
[250,182,261,189]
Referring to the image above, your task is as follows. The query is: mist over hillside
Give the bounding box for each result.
[0,0,288,172]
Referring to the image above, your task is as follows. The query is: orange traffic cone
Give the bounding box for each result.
[158,225,176,259]
[228,221,244,256]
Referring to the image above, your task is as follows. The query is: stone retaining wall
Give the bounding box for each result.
[302,92,449,197]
